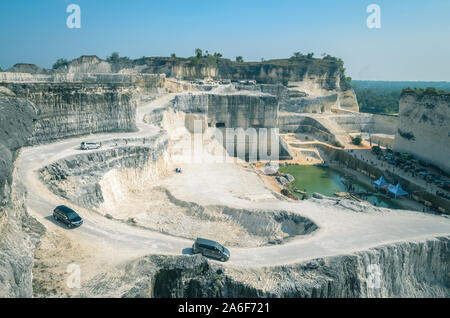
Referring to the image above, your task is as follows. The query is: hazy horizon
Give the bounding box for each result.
[1,0,449,81]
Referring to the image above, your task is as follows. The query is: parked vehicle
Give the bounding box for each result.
[80,141,101,150]
[192,238,230,262]
[53,205,83,228]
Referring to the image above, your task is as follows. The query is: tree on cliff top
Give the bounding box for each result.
[235,56,244,63]
[52,58,69,69]
[107,52,120,62]
[195,49,203,59]
[106,52,131,63]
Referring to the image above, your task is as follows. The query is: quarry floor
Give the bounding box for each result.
[15,93,450,296]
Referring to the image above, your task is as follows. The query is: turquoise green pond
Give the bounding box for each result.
[278,165,402,209]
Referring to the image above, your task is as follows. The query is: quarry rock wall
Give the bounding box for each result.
[279,114,346,146]
[282,94,339,113]
[1,82,140,144]
[83,236,450,298]
[39,133,168,209]
[372,114,398,135]
[171,92,279,128]
[337,89,359,112]
[170,92,291,159]
[327,113,374,132]
[326,113,398,135]
[235,82,356,114]
[393,92,450,173]
[0,72,165,91]
[0,97,45,297]
[0,71,166,144]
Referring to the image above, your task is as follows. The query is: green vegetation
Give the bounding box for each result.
[397,129,415,141]
[52,58,69,69]
[106,52,131,63]
[351,135,362,145]
[352,80,450,114]
[235,56,244,63]
[372,145,382,155]
[402,86,450,97]
[107,52,119,62]
[333,141,343,148]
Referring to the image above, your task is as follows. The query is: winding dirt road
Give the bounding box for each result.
[17,93,450,267]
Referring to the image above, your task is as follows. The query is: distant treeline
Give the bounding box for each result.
[352,80,450,114]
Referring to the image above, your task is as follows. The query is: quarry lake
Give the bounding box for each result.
[279,165,401,209]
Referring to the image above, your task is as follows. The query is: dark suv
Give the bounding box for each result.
[192,238,230,262]
[53,205,83,228]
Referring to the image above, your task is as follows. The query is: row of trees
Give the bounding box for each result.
[52,52,131,69]
[291,51,315,59]
[192,48,245,63]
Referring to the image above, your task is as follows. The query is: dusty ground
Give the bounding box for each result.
[33,230,91,298]
[97,185,297,247]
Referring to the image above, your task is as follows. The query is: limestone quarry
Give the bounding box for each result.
[0,54,449,299]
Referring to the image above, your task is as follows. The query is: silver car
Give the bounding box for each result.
[80,141,101,150]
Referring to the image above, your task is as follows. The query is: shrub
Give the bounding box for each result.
[107,52,120,62]
[351,135,362,145]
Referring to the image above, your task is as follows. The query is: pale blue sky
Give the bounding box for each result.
[1,0,449,80]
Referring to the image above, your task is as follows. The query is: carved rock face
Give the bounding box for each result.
[394,93,450,173]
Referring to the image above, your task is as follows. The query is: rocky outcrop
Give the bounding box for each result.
[6,63,51,74]
[0,97,45,297]
[393,90,450,173]
[66,55,112,74]
[279,114,347,146]
[82,255,265,298]
[39,133,168,209]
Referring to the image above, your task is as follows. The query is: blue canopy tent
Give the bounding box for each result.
[388,183,408,199]
[373,176,388,188]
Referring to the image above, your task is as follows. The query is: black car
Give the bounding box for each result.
[192,238,230,262]
[53,205,83,228]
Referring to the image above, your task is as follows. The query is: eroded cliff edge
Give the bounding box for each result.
[0,96,45,297]
[80,236,449,298]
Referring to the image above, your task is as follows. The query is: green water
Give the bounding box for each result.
[279,165,401,209]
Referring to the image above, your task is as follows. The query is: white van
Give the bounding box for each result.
[80,141,101,150]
